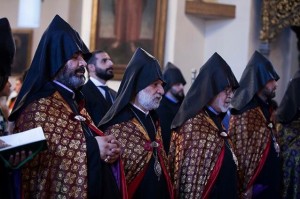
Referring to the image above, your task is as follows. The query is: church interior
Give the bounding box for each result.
[0,0,299,105]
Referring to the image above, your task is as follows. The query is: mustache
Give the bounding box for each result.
[75,66,86,74]
[155,94,162,101]
[106,67,113,72]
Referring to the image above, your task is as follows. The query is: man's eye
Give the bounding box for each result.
[102,58,110,63]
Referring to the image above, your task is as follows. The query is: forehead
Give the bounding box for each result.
[72,52,83,57]
[96,52,109,59]
[151,79,163,85]
[265,79,276,86]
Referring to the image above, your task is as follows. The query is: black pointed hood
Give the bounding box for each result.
[9,15,91,121]
[0,18,15,91]
[0,17,15,76]
[99,47,164,127]
[276,70,300,123]
[231,51,280,111]
[171,52,239,129]
[163,62,186,92]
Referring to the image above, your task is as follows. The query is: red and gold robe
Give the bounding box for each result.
[169,111,227,199]
[229,107,273,195]
[105,117,174,199]
[14,91,126,198]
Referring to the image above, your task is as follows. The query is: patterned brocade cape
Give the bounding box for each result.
[104,117,173,198]
[169,111,226,199]
[229,106,273,195]
[277,115,300,198]
[14,91,93,198]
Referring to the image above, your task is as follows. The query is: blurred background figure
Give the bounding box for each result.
[7,75,23,113]
[156,62,186,153]
[276,69,300,199]
[0,17,14,135]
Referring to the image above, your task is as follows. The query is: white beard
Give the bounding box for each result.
[137,89,162,111]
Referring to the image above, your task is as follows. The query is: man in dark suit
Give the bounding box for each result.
[81,50,117,125]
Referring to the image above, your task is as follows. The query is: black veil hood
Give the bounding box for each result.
[99,47,164,127]
[171,52,239,129]
[276,70,300,123]
[163,62,186,92]
[0,18,15,90]
[9,15,91,121]
[0,17,15,76]
[231,51,280,111]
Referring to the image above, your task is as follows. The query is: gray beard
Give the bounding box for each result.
[56,74,85,90]
[137,90,161,111]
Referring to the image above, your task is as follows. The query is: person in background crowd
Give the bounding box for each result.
[0,17,14,136]
[276,69,300,199]
[156,62,186,153]
[169,52,239,198]
[7,76,23,113]
[81,50,117,125]
[0,17,30,199]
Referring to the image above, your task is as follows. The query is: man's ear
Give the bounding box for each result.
[87,64,95,72]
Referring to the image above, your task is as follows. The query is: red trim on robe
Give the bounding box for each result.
[127,139,174,199]
[246,138,271,191]
[202,146,225,199]
[127,165,149,199]
[158,149,174,199]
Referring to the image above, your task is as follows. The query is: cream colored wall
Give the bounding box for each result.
[165,0,205,91]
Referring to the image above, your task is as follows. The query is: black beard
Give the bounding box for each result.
[265,90,276,100]
[96,69,114,81]
[55,66,86,90]
[56,75,85,90]
[170,89,185,102]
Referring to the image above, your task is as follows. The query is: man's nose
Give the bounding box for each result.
[157,84,164,95]
[80,59,87,67]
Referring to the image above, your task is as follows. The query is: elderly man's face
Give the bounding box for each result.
[209,87,234,113]
[55,53,87,90]
[136,80,164,111]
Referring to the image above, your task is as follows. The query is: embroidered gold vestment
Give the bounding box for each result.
[229,107,272,195]
[169,111,226,199]
[14,91,93,198]
[104,117,173,198]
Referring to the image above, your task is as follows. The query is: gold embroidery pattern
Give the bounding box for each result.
[15,92,89,198]
[229,107,271,194]
[105,118,170,184]
[169,112,223,199]
[260,0,300,42]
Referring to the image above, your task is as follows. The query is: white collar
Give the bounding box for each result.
[130,103,149,115]
[53,80,75,99]
[90,77,106,87]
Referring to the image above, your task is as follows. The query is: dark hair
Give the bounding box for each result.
[0,76,8,91]
[87,50,105,65]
